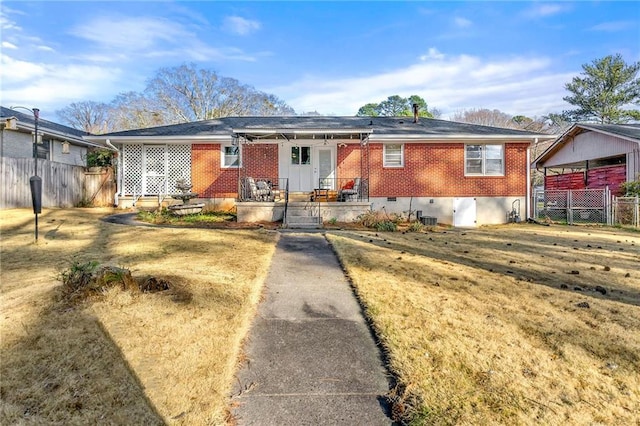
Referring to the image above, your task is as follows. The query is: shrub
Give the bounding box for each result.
[86,149,114,167]
[620,179,640,197]
[356,210,401,231]
[407,221,424,232]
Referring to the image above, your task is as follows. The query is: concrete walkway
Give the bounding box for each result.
[232,232,392,425]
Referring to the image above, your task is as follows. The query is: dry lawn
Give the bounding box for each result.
[327,224,640,425]
[1,208,278,425]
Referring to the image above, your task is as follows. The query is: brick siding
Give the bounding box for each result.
[338,142,528,197]
[192,141,529,198]
[191,144,279,197]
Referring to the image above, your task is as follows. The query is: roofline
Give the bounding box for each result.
[533,123,640,167]
[574,123,640,145]
[371,134,555,141]
[233,128,374,135]
[1,117,106,148]
[84,135,232,142]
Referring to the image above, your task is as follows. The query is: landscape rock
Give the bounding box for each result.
[594,286,607,295]
[576,301,590,308]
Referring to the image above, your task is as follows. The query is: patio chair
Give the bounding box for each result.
[247,177,272,201]
[338,178,360,202]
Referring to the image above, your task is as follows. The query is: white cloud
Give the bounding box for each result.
[419,48,444,61]
[223,16,261,36]
[2,41,17,49]
[272,51,574,117]
[454,17,472,28]
[589,21,635,32]
[69,15,259,62]
[0,53,123,112]
[71,16,184,51]
[524,3,570,18]
[36,45,55,52]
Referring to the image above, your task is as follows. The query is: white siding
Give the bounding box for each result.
[543,131,639,167]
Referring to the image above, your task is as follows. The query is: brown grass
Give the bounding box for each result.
[327,224,640,425]
[1,208,277,425]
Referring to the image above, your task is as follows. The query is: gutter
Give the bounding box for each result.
[5,120,107,149]
[84,135,232,142]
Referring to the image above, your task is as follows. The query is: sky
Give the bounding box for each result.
[1,1,639,122]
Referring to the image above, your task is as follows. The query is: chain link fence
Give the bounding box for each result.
[612,196,640,227]
[534,189,610,225]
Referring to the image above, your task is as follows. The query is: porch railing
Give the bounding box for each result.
[238,177,289,202]
[317,177,369,202]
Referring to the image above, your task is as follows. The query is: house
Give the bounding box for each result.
[1,106,105,166]
[85,115,553,226]
[532,123,640,196]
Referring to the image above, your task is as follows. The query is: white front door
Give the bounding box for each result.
[281,144,313,191]
[453,197,477,227]
[314,146,336,189]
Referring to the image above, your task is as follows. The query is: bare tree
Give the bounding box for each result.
[451,108,516,129]
[109,92,168,131]
[56,101,111,133]
[146,63,294,122]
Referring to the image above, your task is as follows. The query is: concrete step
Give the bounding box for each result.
[285,215,323,229]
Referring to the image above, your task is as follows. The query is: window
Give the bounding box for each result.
[291,146,311,165]
[222,145,239,168]
[384,144,404,167]
[465,144,504,176]
[36,139,50,160]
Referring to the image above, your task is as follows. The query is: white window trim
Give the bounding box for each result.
[221,144,240,168]
[383,143,404,168]
[464,143,505,176]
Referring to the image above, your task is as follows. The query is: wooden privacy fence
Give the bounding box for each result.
[1,157,116,208]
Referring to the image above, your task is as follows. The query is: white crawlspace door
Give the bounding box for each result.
[314,145,336,189]
[453,197,477,227]
[143,145,166,194]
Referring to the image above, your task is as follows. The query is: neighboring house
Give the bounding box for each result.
[1,106,104,166]
[532,123,640,196]
[85,115,552,226]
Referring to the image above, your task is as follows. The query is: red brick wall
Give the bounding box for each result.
[242,144,279,179]
[191,144,238,198]
[337,142,529,197]
[545,164,627,196]
[191,144,279,198]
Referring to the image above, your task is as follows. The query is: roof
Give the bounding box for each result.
[533,122,640,168]
[0,106,111,149]
[1,106,88,139]
[91,116,552,141]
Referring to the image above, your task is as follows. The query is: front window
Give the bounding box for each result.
[384,144,404,167]
[222,145,239,168]
[291,146,311,165]
[465,144,504,176]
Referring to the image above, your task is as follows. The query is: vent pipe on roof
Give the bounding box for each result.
[412,103,419,123]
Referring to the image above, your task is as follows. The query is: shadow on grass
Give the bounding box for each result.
[331,228,640,307]
[0,286,165,424]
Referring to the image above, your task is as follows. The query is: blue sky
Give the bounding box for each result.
[1,1,638,121]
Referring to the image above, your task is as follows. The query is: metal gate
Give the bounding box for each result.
[534,188,611,225]
[612,196,640,227]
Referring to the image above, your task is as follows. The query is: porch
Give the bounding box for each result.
[237,177,371,226]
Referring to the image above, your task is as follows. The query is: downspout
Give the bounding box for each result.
[106,139,120,206]
[526,139,534,219]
